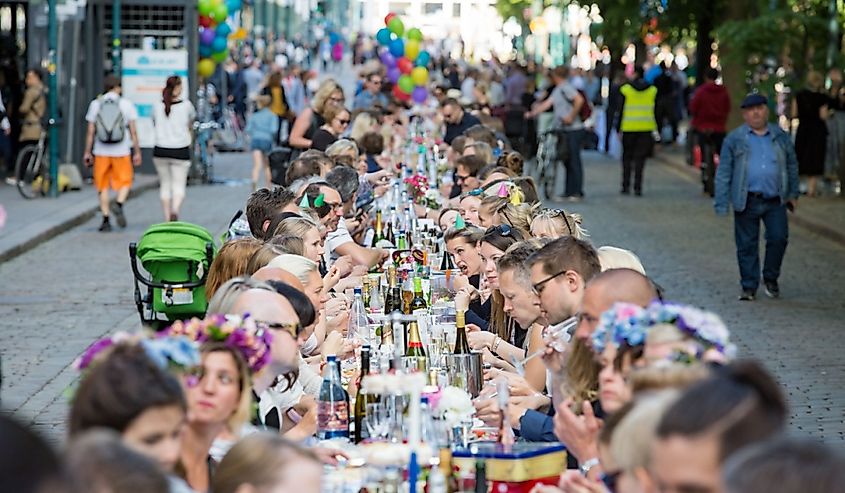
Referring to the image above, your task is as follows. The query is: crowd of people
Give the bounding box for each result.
[4,38,845,493]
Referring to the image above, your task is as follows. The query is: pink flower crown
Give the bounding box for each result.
[162,314,273,374]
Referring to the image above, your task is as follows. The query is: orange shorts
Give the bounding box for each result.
[93,155,134,191]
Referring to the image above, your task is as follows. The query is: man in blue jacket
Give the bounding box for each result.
[715,94,799,301]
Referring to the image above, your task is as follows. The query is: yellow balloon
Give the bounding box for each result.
[405,39,420,62]
[198,58,216,78]
[231,27,248,40]
[411,66,428,86]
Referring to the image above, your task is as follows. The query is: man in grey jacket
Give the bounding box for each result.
[714,94,799,301]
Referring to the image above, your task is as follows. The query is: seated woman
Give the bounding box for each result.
[444,225,490,331]
[477,194,534,236]
[530,208,589,240]
[213,433,322,493]
[205,238,263,300]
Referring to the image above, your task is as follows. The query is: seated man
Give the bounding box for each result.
[297,181,344,235]
[245,187,299,240]
[324,166,387,269]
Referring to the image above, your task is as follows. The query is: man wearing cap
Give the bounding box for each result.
[715,93,799,301]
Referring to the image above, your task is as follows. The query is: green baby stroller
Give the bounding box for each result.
[129,222,217,328]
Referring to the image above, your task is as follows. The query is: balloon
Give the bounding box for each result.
[226,0,241,11]
[212,50,228,63]
[415,50,431,67]
[198,0,213,16]
[412,86,428,103]
[215,22,231,38]
[376,28,393,46]
[212,35,228,53]
[230,27,248,40]
[199,15,214,28]
[411,66,428,85]
[210,3,228,22]
[384,12,397,26]
[379,50,396,67]
[393,84,410,101]
[397,57,413,75]
[388,17,404,37]
[198,58,216,78]
[398,74,414,94]
[405,39,420,61]
[200,28,216,46]
[332,43,343,61]
[388,38,404,57]
[386,67,401,84]
[329,32,340,45]
[199,44,213,58]
[407,27,423,42]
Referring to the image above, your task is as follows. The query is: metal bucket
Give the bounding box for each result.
[444,352,484,397]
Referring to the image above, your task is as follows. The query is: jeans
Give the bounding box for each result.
[622,132,653,192]
[557,129,584,197]
[734,194,789,291]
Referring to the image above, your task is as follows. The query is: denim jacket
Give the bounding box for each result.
[714,123,799,215]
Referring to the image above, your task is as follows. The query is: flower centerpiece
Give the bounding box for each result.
[434,386,475,428]
[404,174,442,210]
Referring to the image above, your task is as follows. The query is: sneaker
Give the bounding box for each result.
[764,280,780,298]
[169,213,179,222]
[4,177,17,186]
[113,203,127,228]
[98,218,112,232]
[620,188,630,195]
[567,194,584,203]
[634,190,643,196]
[738,289,756,301]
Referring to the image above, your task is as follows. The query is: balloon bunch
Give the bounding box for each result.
[375,13,431,103]
[328,31,344,62]
[197,0,242,78]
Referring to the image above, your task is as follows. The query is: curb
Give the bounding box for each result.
[0,179,159,264]
[652,152,845,248]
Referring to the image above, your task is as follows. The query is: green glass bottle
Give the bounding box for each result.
[453,310,471,354]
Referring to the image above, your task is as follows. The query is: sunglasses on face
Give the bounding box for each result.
[329,96,344,103]
[256,320,302,339]
[455,174,470,183]
[337,119,350,125]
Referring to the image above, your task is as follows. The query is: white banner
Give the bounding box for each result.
[122,49,190,148]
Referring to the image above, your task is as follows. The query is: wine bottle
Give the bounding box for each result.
[362,276,370,309]
[410,276,427,311]
[374,210,384,244]
[454,310,471,354]
[402,273,415,315]
[474,459,487,493]
[406,322,428,375]
[384,265,399,315]
[354,345,377,443]
[317,355,349,439]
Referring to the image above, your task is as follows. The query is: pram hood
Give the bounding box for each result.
[137,222,217,274]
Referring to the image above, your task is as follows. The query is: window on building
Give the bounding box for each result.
[452,3,461,17]
[424,2,443,14]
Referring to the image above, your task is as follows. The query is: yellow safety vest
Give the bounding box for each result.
[620,84,658,132]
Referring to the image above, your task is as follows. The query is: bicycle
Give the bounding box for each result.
[534,129,561,200]
[190,120,218,184]
[14,131,49,199]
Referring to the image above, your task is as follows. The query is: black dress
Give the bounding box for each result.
[310,128,337,152]
[795,89,830,176]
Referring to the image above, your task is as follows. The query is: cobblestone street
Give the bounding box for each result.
[2,149,844,445]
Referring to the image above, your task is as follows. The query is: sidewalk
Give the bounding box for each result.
[0,173,159,263]
[652,147,845,247]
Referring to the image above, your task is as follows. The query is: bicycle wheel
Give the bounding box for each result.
[15,145,43,199]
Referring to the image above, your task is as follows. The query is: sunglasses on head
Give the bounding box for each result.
[493,224,513,236]
[544,209,573,236]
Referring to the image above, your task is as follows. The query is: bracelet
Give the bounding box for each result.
[579,457,600,477]
[491,335,501,353]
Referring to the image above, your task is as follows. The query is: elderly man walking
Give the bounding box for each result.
[715,94,799,301]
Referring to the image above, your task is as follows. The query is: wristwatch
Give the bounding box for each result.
[579,457,600,477]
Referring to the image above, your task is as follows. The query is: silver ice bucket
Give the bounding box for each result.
[444,352,484,397]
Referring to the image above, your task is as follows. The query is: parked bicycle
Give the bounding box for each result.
[190,120,218,185]
[534,129,562,200]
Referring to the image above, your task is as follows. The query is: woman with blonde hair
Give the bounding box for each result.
[289,79,345,151]
[270,215,324,264]
[597,245,646,274]
[213,433,322,493]
[205,238,263,300]
[477,194,534,235]
[349,111,379,142]
[310,103,350,152]
[530,208,589,239]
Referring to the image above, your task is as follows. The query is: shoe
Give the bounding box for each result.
[113,203,127,228]
[98,218,112,232]
[567,194,583,203]
[4,177,17,186]
[620,188,630,195]
[738,289,756,301]
[550,194,569,202]
[764,280,780,298]
[169,213,179,222]
[634,190,643,196]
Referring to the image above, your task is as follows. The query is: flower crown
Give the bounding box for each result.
[162,314,273,374]
[592,301,736,359]
[75,332,200,373]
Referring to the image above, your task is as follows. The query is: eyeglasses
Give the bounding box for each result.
[371,79,383,85]
[455,174,470,183]
[337,119,350,125]
[329,96,344,103]
[532,270,568,294]
[256,320,302,338]
[543,209,573,236]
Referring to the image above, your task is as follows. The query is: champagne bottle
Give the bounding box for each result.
[374,210,384,244]
[317,355,349,439]
[454,310,471,354]
[362,276,370,309]
[384,265,399,315]
[354,346,377,443]
[402,273,415,315]
[410,276,427,311]
[406,322,428,375]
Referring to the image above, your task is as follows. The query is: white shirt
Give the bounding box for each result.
[152,99,195,149]
[324,217,354,264]
[85,92,138,157]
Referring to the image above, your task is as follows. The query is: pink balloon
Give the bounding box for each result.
[331,43,343,61]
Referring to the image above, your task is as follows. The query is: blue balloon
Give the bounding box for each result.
[329,32,340,45]
[388,38,404,57]
[212,35,228,53]
[415,50,430,67]
[376,28,392,46]
[226,0,242,11]
[199,44,213,58]
[216,22,232,38]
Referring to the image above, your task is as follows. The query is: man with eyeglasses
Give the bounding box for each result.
[454,155,485,195]
[442,98,481,145]
[352,73,388,111]
[298,182,345,234]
